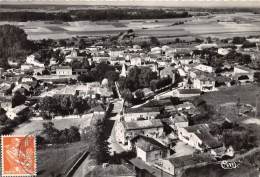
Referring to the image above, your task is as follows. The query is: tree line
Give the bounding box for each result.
[0,9,191,22]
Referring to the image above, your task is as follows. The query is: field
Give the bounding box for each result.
[1,12,260,40]
[37,141,89,177]
[200,84,260,107]
[12,114,93,135]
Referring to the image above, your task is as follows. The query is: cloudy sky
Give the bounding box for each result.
[1,0,260,8]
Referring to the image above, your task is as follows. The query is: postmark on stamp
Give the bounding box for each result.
[1,135,36,177]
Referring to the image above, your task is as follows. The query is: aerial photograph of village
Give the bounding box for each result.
[0,0,259,177]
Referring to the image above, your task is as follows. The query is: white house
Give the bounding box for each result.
[123,107,160,122]
[194,64,214,73]
[115,119,164,145]
[233,66,255,82]
[131,135,170,162]
[177,124,222,151]
[130,57,143,66]
[218,48,231,56]
[109,49,124,58]
[26,54,45,68]
[195,43,218,50]
[56,66,73,76]
[193,75,216,92]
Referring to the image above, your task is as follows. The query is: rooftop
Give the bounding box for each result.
[123,119,163,130]
[178,89,201,95]
[167,154,213,169]
[133,135,167,152]
[125,107,161,114]
[56,66,72,70]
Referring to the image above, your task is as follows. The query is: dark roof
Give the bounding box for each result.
[178,89,201,94]
[125,107,160,114]
[85,164,136,177]
[123,119,163,130]
[134,135,167,152]
[168,154,213,169]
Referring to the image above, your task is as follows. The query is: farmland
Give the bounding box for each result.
[12,114,93,135]
[200,84,260,107]
[1,12,260,40]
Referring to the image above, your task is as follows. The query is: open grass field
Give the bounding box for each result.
[12,114,93,135]
[200,84,260,107]
[1,12,260,40]
[37,141,89,177]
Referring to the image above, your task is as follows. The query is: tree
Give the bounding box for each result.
[135,89,145,100]
[78,39,87,49]
[39,96,57,118]
[254,72,260,84]
[0,25,35,69]
[150,36,160,46]
[105,70,119,85]
[42,122,60,144]
[12,91,26,108]
[232,36,246,44]
[121,89,133,103]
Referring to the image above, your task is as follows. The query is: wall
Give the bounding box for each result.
[136,147,147,162]
[124,112,159,122]
[178,128,202,150]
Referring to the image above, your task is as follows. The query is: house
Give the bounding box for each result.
[233,65,255,82]
[130,135,170,162]
[177,124,222,151]
[85,164,136,177]
[151,47,162,55]
[154,154,213,176]
[92,53,110,63]
[130,57,143,66]
[175,89,201,98]
[193,75,216,92]
[194,64,214,73]
[109,49,124,58]
[218,48,231,56]
[195,43,218,50]
[171,113,189,129]
[21,64,33,72]
[123,107,160,122]
[115,119,164,145]
[6,105,29,120]
[26,54,45,67]
[56,66,73,76]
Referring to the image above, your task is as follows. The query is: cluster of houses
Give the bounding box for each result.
[114,99,237,175]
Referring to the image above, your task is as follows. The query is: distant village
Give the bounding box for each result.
[0,27,260,177]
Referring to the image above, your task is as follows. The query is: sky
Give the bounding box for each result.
[1,0,260,8]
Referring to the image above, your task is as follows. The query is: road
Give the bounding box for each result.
[72,99,124,177]
[108,99,126,154]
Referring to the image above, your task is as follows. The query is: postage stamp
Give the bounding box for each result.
[1,135,36,177]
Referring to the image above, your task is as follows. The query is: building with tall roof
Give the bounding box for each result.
[115,119,164,145]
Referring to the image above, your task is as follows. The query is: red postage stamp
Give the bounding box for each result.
[1,135,36,177]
